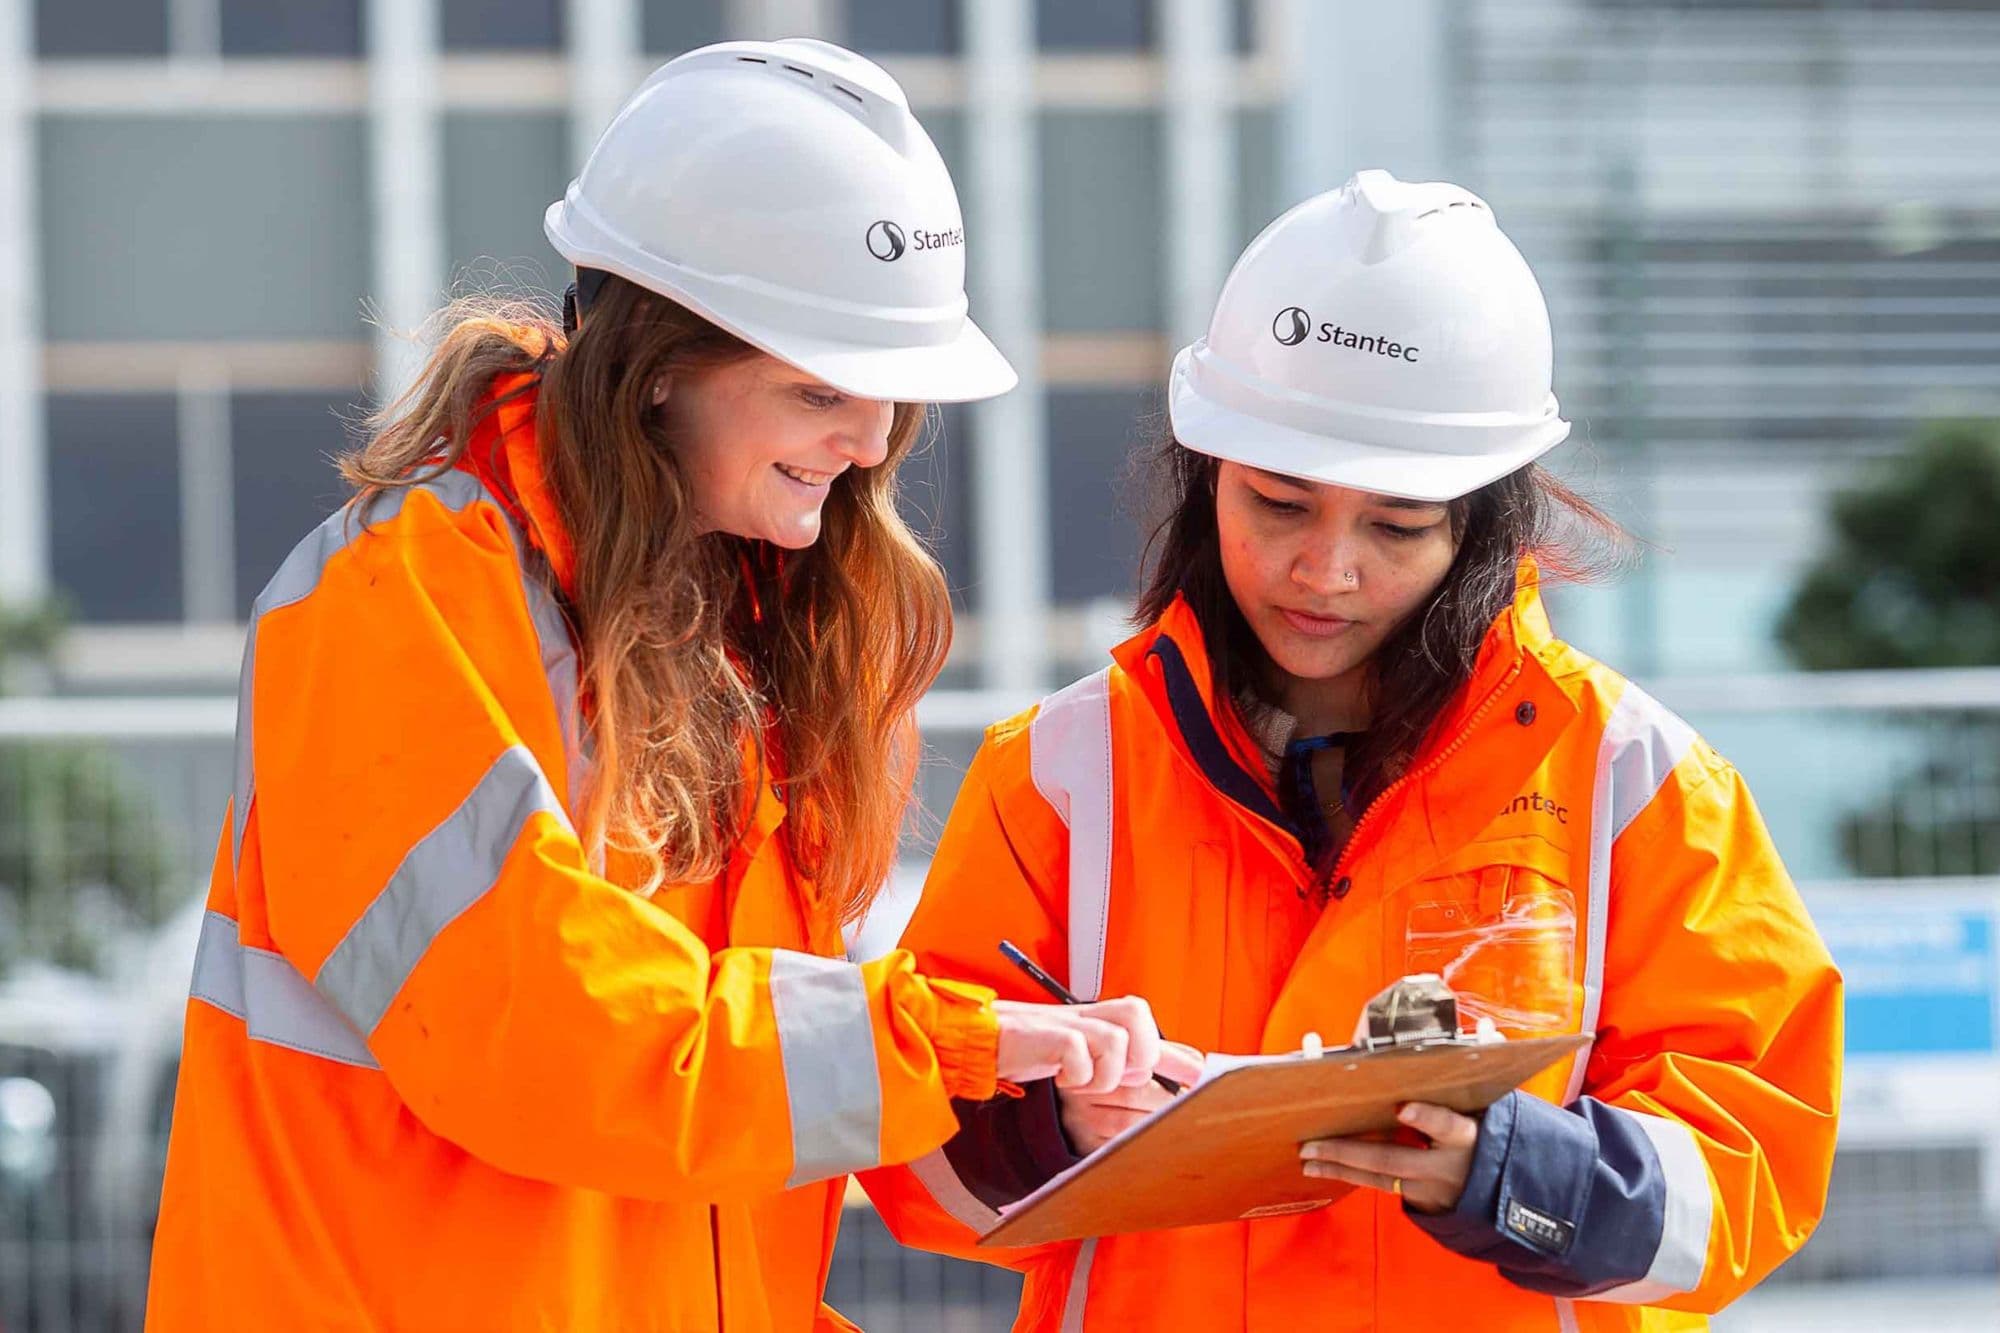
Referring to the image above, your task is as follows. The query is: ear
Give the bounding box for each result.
[651,376,672,407]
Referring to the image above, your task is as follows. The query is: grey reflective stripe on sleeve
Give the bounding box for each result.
[230,619,258,870]
[909,1148,1002,1233]
[231,473,488,870]
[1563,681,1698,1105]
[1059,1237,1098,1333]
[1588,1110,1713,1304]
[769,950,885,1187]
[520,568,586,813]
[315,744,570,1037]
[190,911,380,1069]
[1028,668,1115,1003]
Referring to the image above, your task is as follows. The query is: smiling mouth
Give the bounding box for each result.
[775,462,840,487]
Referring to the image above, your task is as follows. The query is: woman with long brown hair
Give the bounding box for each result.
[864,172,1839,1331]
[146,40,1193,1332]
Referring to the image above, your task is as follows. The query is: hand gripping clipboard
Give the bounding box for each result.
[978,977,1588,1248]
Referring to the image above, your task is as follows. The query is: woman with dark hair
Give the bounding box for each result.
[863,171,1840,1331]
[145,40,1194,1332]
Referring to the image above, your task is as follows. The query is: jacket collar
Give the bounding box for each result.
[458,373,579,600]
[1110,560,1578,883]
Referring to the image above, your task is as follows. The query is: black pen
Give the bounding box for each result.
[998,940,1184,1094]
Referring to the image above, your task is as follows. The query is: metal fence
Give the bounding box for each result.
[3,680,1999,1330]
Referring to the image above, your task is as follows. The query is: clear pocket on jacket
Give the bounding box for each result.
[1402,864,1578,1037]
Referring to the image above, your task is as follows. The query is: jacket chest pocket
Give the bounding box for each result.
[1400,857,1579,1038]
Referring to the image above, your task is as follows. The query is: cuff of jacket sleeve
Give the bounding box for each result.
[1407,1091,1597,1265]
[1407,1090,1520,1260]
[944,1077,1086,1210]
[1012,1078,1087,1179]
[926,977,1000,1102]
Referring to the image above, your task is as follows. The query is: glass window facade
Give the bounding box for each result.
[34,0,169,58]
[642,0,728,55]
[443,0,564,51]
[443,112,571,296]
[39,115,371,342]
[848,0,959,55]
[230,393,354,618]
[1047,387,1155,603]
[218,0,363,57]
[894,403,977,605]
[1036,0,1150,51]
[47,394,183,623]
[1234,107,1283,248]
[1033,1,1258,54]
[1040,111,1164,333]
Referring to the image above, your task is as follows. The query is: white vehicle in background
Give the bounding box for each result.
[0,898,202,1333]
[0,955,149,1331]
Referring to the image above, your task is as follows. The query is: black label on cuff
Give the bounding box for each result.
[1504,1199,1575,1254]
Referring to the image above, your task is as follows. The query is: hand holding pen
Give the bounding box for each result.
[999,940,1192,1095]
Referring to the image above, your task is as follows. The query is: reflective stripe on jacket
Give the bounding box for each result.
[861,567,1840,1332]
[147,379,998,1332]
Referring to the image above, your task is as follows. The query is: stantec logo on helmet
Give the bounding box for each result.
[1269,306,1421,363]
[866,220,906,262]
[866,218,964,262]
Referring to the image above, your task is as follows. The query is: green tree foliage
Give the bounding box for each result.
[0,601,65,678]
[0,601,176,977]
[1778,421,2000,876]
[1778,420,2000,670]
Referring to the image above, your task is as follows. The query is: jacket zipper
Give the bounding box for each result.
[1147,638,1526,899]
[1323,659,1526,892]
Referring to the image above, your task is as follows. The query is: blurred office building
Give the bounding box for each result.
[2,3,1998,1329]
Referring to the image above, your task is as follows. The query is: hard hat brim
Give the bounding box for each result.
[1168,346,1570,503]
[737,313,1020,405]
[547,199,1018,405]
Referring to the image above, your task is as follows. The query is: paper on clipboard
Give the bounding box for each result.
[977,1025,1587,1248]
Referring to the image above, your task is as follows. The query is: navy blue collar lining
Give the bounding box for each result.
[1146,636,1303,844]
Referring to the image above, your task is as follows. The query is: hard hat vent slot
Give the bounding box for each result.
[833,83,863,104]
[735,55,767,64]
[783,64,815,78]
[1418,201,1487,221]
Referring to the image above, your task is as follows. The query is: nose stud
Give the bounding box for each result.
[1343,571,1358,586]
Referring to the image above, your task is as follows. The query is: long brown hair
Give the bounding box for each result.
[340,277,951,923]
[1132,426,1623,815]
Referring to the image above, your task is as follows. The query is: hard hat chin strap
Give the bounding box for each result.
[561,267,612,335]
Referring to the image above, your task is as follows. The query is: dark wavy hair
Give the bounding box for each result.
[1131,425,1625,815]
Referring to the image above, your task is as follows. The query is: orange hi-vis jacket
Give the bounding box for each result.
[147,381,999,1332]
[862,570,1841,1332]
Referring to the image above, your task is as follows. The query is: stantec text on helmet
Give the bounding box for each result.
[1271,306,1420,362]
[867,219,965,262]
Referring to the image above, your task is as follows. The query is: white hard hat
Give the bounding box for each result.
[545,38,1016,404]
[1169,169,1569,502]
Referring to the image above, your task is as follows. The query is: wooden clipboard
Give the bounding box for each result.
[977,1032,1588,1248]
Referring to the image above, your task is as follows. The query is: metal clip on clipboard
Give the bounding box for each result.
[1353,972,1502,1050]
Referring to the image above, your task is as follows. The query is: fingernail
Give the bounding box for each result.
[1302,1163,1328,1179]
[1396,1105,1418,1124]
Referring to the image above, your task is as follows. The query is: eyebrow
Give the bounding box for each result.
[1246,468,1445,510]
